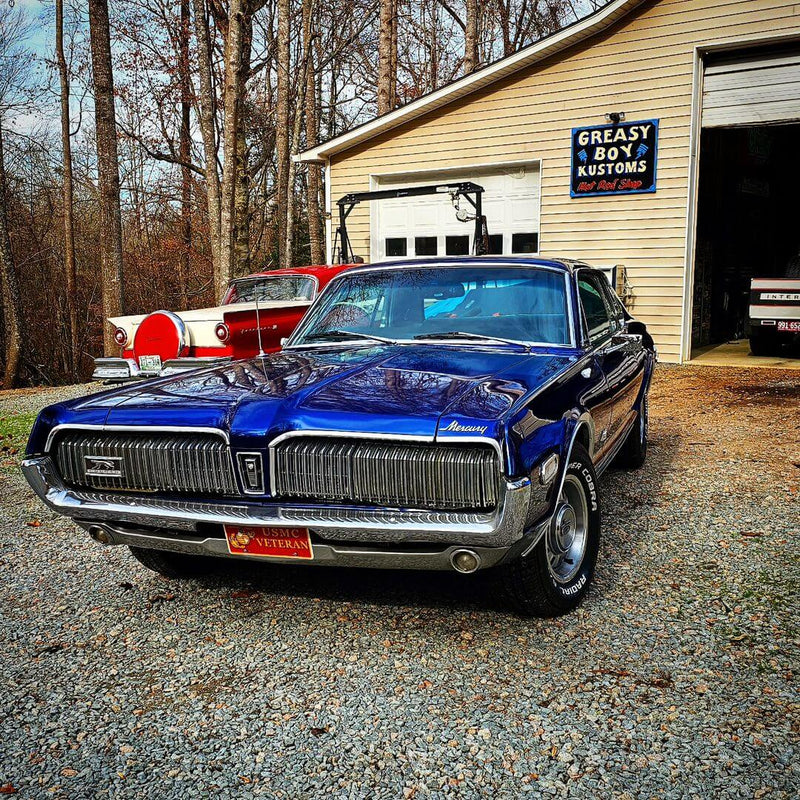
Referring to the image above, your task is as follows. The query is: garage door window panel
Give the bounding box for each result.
[415,237,438,256]
[446,235,470,256]
[386,238,407,257]
[512,233,539,254]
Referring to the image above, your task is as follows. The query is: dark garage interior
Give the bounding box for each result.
[691,123,800,355]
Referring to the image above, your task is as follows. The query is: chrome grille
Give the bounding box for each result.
[271,437,499,511]
[52,431,238,496]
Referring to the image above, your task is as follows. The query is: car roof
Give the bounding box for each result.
[232,257,598,285]
[230,263,355,283]
[340,256,592,274]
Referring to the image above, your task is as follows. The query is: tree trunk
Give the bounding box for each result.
[233,125,251,275]
[284,79,305,268]
[429,3,438,89]
[178,0,191,309]
[464,0,478,74]
[275,0,291,267]
[192,0,222,296]
[88,0,125,356]
[0,125,23,389]
[390,0,398,107]
[233,12,252,277]
[218,0,246,292]
[56,0,78,376]
[303,0,323,265]
[377,0,394,114]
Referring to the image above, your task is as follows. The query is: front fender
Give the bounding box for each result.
[505,406,592,530]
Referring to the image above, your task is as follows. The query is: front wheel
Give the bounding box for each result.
[498,444,600,617]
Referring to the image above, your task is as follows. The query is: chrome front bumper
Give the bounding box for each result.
[75,521,529,571]
[92,357,233,382]
[21,456,546,568]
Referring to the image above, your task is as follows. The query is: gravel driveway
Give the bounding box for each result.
[1,365,797,799]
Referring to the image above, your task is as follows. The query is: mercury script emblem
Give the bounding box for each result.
[442,420,488,435]
[84,455,123,478]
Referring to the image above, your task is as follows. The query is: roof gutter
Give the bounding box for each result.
[295,0,644,163]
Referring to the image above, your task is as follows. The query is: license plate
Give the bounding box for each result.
[138,354,162,372]
[776,321,800,332]
[224,525,313,559]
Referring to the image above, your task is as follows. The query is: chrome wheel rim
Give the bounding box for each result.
[546,474,588,584]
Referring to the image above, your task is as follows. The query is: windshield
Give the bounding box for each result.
[290,266,571,347]
[225,275,316,304]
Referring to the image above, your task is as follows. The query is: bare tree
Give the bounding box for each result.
[192,0,223,283]
[0,124,21,389]
[217,0,246,292]
[55,0,78,376]
[377,0,396,114]
[177,0,192,309]
[233,12,254,277]
[464,0,478,73]
[275,0,291,266]
[303,0,324,265]
[88,0,125,356]
[0,5,33,388]
[214,0,267,289]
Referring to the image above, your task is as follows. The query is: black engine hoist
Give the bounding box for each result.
[333,182,489,264]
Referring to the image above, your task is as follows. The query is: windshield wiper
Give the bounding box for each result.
[303,329,396,345]
[413,331,529,351]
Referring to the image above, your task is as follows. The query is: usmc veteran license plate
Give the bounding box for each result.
[224,525,313,559]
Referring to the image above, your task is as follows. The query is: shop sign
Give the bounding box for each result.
[571,119,658,197]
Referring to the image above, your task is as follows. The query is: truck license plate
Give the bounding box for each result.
[776,321,800,332]
[224,525,313,559]
[138,355,162,372]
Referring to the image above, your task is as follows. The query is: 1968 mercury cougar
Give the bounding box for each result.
[23,258,655,616]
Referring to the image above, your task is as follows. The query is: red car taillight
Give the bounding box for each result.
[215,323,230,342]
[113,327,128,347]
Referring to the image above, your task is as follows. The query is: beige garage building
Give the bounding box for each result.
[298,0,800,363]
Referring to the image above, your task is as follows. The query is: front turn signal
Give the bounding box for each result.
[539,453,559,485]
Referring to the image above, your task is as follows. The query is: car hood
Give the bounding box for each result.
[58,344,579,448]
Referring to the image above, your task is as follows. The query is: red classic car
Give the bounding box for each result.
[93,264,353,382]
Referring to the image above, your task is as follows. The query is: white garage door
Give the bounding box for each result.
[372,163,540,261]
[702,47,800,128]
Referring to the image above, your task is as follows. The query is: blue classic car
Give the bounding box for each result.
[22,258,655,616]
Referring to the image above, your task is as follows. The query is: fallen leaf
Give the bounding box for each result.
[60,768,77,777]
[26,520,41,528]
[309,727,328,737]
[231,590,259,599]
[148,593,176,605]
[0,785,17,795]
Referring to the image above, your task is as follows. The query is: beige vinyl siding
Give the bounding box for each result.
[328,0,800,362]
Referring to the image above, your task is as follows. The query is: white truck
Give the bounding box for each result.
[749,277,800,356]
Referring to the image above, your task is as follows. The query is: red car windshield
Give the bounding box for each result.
[225,275,316,304]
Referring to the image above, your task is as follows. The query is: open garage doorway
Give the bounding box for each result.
[690,44,800,364]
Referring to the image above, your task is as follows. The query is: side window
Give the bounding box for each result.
[578,273,613,345]
[600,278,626,332]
